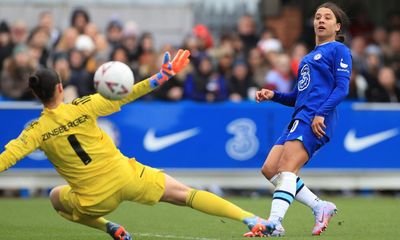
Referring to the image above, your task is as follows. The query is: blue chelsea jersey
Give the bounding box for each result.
[272,41,352,138]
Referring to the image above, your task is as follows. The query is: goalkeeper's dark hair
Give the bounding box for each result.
[316,2,349,43]
[29,68,61,104]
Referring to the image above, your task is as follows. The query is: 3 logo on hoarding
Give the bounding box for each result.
[142,118,259,161]
[225,118,259,161]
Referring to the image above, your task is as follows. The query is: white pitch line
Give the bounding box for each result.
[136,232,220,240]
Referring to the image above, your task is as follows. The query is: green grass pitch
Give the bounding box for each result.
[0,196,398,239]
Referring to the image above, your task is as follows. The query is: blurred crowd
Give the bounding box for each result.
[0,7,399,103]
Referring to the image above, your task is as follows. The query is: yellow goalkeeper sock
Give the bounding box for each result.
[185,189,254,221]
[58,211,108,232]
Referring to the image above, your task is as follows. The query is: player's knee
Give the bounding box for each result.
[49,186,64,211]
[161,174,191,205]
[161,185,190,205]
[277,147,294,169]
[277,159,299,174]
[261,163,275,180]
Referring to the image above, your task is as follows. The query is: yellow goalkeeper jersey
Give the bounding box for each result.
[0,80,153,206]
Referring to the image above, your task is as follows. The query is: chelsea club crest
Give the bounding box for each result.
[314,53,322,60]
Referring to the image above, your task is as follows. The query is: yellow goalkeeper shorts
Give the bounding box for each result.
[59,160,165,220]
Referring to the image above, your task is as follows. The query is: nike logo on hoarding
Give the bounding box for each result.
[143,128,200,152]
[344,128,399,152]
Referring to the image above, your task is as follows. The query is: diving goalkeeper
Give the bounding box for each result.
[0,49,272,239]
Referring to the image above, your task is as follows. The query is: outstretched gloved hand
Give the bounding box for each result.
[150,49,191,88]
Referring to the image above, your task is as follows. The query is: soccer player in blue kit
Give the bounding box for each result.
[245,2,352,237]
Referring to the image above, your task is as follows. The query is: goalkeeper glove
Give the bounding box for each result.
[149,49,191,88]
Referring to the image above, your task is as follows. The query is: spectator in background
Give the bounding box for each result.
[361,44,383,89]
[83,24,106,73]
[135,49,158,101]
[27,26,50,68]
[347,66,368,101]
[93,34,110,67]
[192,24,213,50]
[228,60,255,102]
[84,22,99,44]
[137,48,157,80]
[75,34,97,74]
[0,21,13,73]
[28,44,44,70]
[215,46,235,80]
[184,56,228,102]
[54,27,79,55]
[257,35,283,69]
[350,36,368,73]
[38,11,61,49]
[182,34,205,70]
[10,20,28,46]
[216,33,235,51]
[207,35,234,81]
[106,18,123,49]
[52,53,78,102]
[190,24,214,68]
[0,44,36,100]
[208,33,234,59]
[290,43,308,78]
[385,30,400,79]
[257,29,280,57]
[70,7,90,34]
[110,45,129,64]
[247,47,269,88]
[68,48,94,97]
[366,66,400,102]
[237,14,259,57]
[372,27,391,57]
[216,32,246,60]
[137,32,155,61]
[264,53,293,93]
[121,21,139,63]
[231,33,246,59]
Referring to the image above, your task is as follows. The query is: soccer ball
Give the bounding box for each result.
[94,61,134,100]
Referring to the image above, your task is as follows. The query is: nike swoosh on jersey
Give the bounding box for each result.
[143,128,200,152]
[344,128,399,152]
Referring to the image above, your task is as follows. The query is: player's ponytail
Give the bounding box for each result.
[28,75,40,89]
[317,2,349,43]
[29,68,61,104]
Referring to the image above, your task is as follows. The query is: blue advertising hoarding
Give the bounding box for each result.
[0,101,399,170]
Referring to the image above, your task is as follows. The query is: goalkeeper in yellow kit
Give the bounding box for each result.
[0,49,272,239]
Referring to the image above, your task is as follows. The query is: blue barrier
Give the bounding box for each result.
[1,101,399,170]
